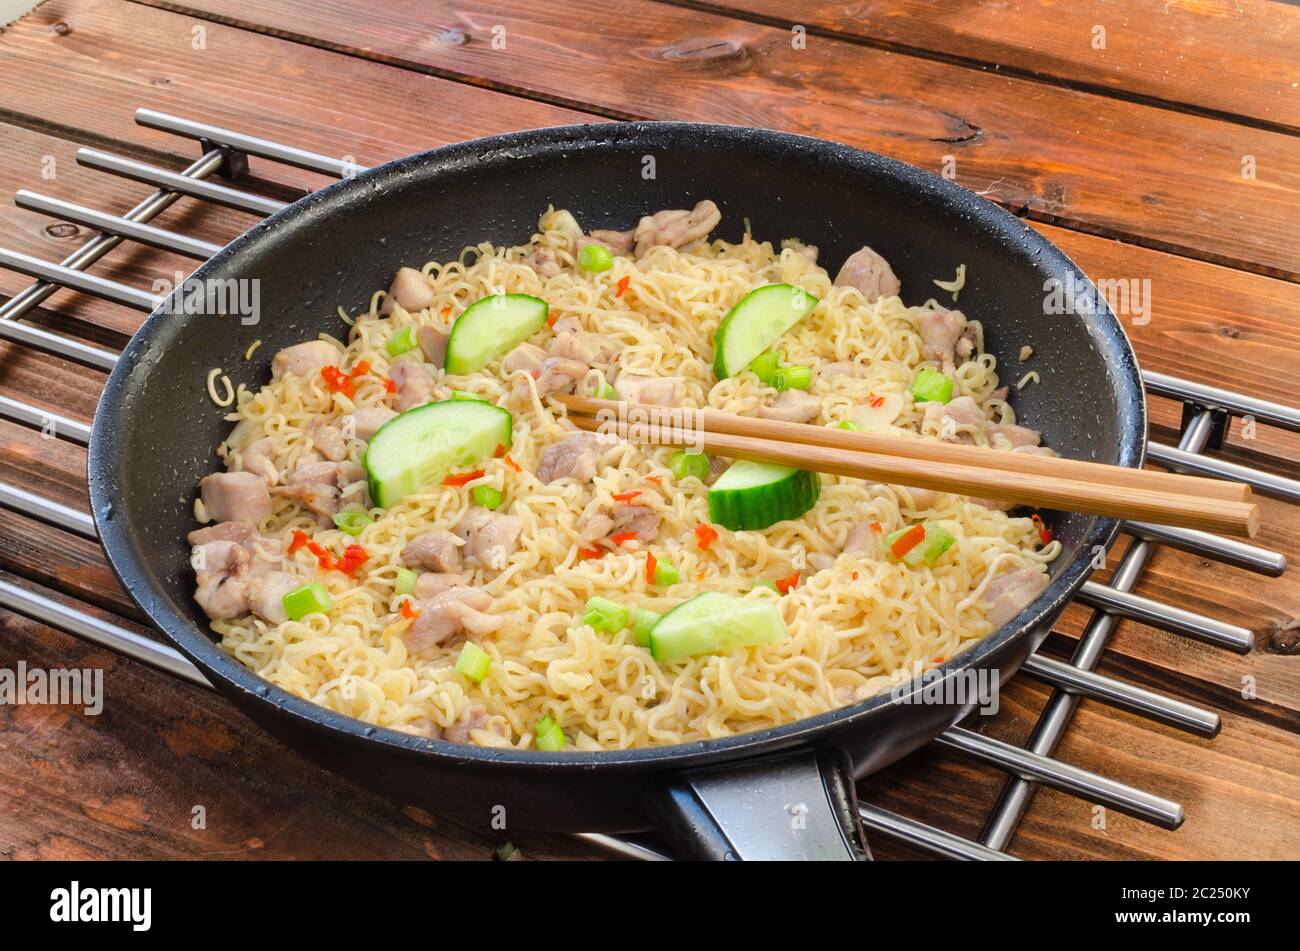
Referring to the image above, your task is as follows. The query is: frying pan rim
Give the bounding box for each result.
[89,120,1146,772]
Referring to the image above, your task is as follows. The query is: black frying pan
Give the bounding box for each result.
[89,123,1145,860]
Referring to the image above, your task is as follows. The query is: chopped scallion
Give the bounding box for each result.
[836,420,862,431]
[450,390,486,401]
[384,324,418,357]
[332,510,372,536]
[583,596,628,633]
[282,581,333,621]
[752,578,779,592]
[535,715,566,751]
[394,567,418,596]
[911,367,953,404]
[578,243,614,273]
[771,365,813,391]
[470,485,504,510]
[596,383,618,400]
[454,641,492,683]
[653,560,680,586]
[669,449,710,481]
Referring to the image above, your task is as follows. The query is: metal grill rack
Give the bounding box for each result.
[3,109,1299,861]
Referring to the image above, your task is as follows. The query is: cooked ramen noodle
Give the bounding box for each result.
[187,202,1060,750]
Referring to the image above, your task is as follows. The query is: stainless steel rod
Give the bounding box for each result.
[77,149,288,217]
[1020,653,1220,737]
[857,803,1020,861]
[1144,369,1300,434]
[940,727,1183,829]
[0,248,156,311]
[0,394,91,445]
[0,150,224,323]
[980,411,1216,849]
[0,312,119,369]
[1077,581,1254,653]
[135,108,368,179]
[1147,440,1300,502]
[15,191,223,260]
[575,834,672,861]
[0,577,210,688]
[0,482,97,538]
[1123,521,1285,576]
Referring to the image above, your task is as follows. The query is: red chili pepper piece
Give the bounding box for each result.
[645,551,657,584]
[578,547,602,560]
[288,530,310,554]
[775,571,801,594]
[503,455,522,473]
[694,523,718,551]
[615,276,630,298]
[610,531,638,545]
[400,600,420,620]
[890,524,926,559]
[1031,514,1054,545]
[443,469,486,487]
[612,490,641,502]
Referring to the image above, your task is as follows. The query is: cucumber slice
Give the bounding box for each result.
[712,284,819,379]
[363,399,512,508]
[707,460,820,531]
[649,591,788,663]
[444,293,548,375]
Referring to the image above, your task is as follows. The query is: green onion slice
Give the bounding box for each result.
[633,608,661,647]
[911,367,953,404]
[583,596,628,633]
[332,510,372,536]
[282,581,333,621]
[385,324,418,357]
[535,716,567,751]
[454,642,492,683]
[394,567,418,596]
[578,243,614,273]
[771,365,813,391]
[668,449,710,482]
[470,485,504,510]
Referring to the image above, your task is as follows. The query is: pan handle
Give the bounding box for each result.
[653,746,870,861]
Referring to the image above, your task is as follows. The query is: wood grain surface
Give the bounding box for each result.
[0,0,1296,860]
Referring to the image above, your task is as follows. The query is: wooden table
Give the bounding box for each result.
[1,0,1297,860]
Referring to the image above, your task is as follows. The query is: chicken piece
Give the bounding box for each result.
[232,436,278,483]
[983,568,1050,628]
[442,704,492,744]
[579,512,615,543]
[309,418,348,462]
[985,385,1010,405]
[401,530,464,574]
[200,471,272,524]
[758,389,821,424]
[349,406,397,442]
[403,586,504,654]
[609,503,660,543]
[247,571,303,626]
[187,521,258,547]
[417,325,451,369]
[272,340,339,380]
[842,523,880,556]
[705,455,731,486]
[988,422,1043,450]
[193,542,251,621]
[380,267,434,315]
[580,229,635,257]
[613,374,685,407]
[389,357,433,411]
[632,200,721,258]
[834,246,900,303]
[523,246,562,278]
[414,572,467,599]
[923,396,986,444]
[956,323,980,362]
[502,342,548,376]
[537,433,602,485]
[534,357,587,398]
[550,326,617,365]
[917,308,969,367]
[271,456,364,521]
[455,506,523,569]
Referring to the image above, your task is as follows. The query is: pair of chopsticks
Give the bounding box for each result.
[556,394,1260,537]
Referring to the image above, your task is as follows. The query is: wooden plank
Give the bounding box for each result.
[0,0,595,199]
[0,571,600,860]
[706,0,1300,134]
[121,0,1300,279]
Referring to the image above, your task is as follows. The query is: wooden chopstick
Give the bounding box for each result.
[559,399,1260,537]
[557,394,1250,503]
